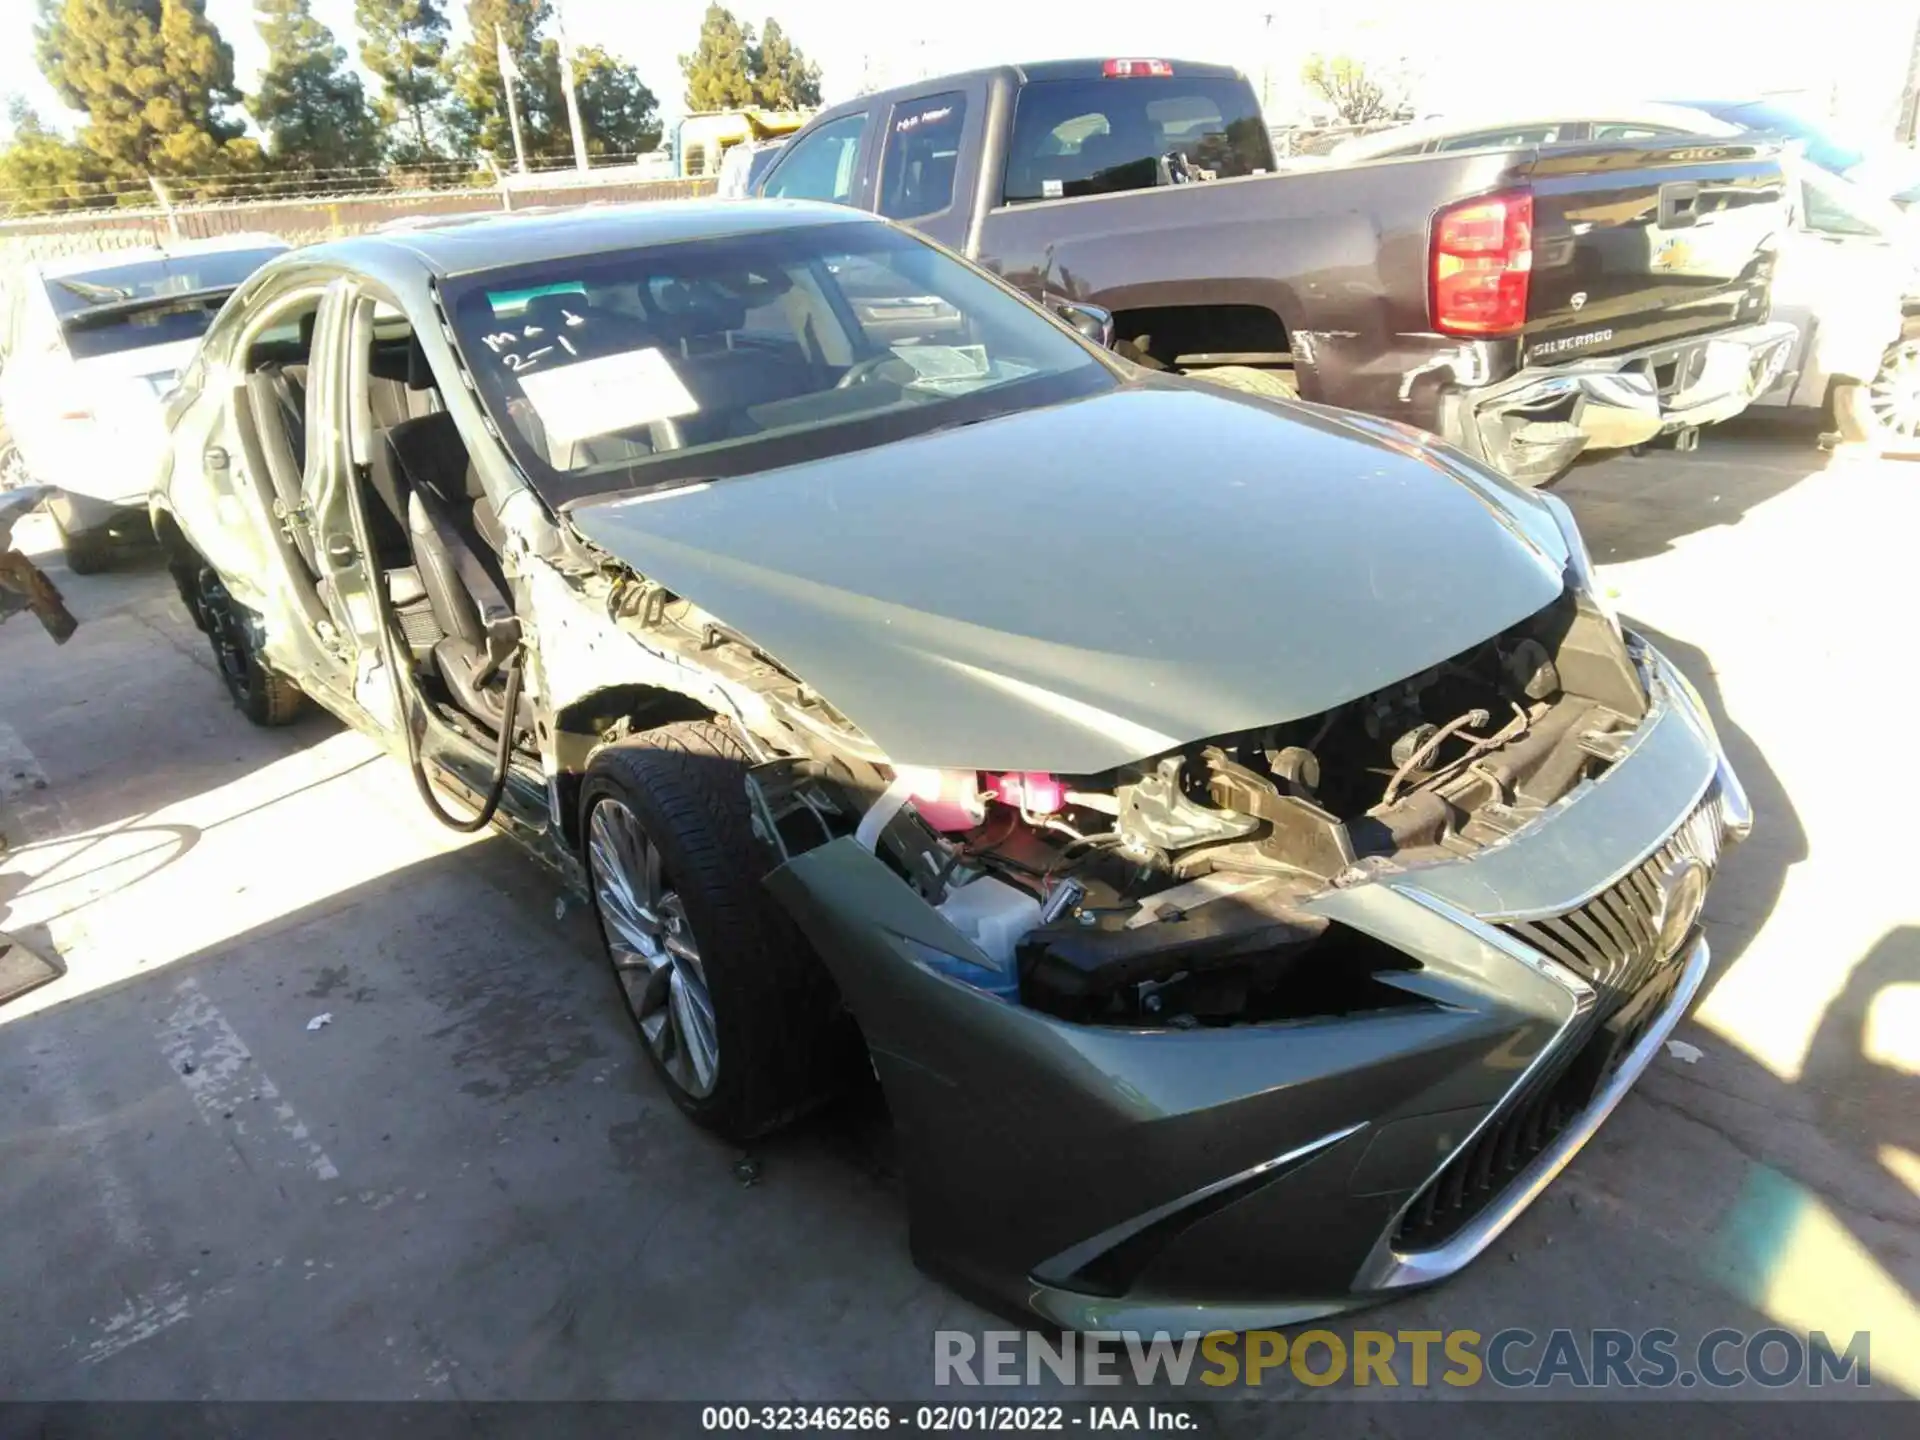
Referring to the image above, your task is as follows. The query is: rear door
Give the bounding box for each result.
[1522,138,1787,362]
[873,82,985,251]
[1766,168,1908,407]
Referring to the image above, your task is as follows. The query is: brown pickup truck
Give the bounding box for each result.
[754,58,1798,485]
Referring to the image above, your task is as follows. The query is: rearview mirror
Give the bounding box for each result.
[1053,300,1114,349]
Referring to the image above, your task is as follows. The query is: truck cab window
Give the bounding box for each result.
[1002,77,1271,205]
[880,93,968,219]
[762,114,868,205]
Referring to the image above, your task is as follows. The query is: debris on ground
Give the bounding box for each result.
[553,897,567,921]
[306,1012,333,1032]
[732,1156,762,1187]
[1665,1039,1704,1064]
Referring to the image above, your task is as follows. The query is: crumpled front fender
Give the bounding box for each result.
[762,837,1568,1323]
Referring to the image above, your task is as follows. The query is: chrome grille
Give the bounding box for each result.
[1504,789,1722,998]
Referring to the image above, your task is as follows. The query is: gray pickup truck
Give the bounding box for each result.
[755,58,1798,485]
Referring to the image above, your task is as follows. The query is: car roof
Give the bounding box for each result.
[1329,103,1740,161]
[302,198,874,280]
[30,231,290,279]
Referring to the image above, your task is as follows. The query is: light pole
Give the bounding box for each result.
[1261,13,1274,117]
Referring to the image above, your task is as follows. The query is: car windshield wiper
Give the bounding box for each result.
[59,284,239,329]
[54,277,136,303]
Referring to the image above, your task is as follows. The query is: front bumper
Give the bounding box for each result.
[1444,320,1798,487]
[764,642,1746,1331]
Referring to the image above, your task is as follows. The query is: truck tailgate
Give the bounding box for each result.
[1521,140,1786,364]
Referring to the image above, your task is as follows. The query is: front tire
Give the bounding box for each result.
[582,720,840,1140]
[195,566,307,726]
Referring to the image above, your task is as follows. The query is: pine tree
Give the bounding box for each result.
[568,44,662,157]
[0,98,112,213]
[34,0,261,189]
[749,19,820,110]
[355,0,451,164]
[679,5,756,113]
[250,0,379,173]
[447,0,553,163]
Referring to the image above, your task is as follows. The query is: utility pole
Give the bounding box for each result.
[555,2,590,171]
[496,25,529,173]
[1261,14,1274,117]
[1899,10,1920,144]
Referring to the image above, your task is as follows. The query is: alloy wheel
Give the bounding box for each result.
[588,797,720,1099]
[1866,339,1920,444]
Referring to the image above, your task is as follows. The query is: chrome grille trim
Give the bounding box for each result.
[1503,789,1722,996]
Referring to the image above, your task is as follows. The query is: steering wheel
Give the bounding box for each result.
[835,354,896,390]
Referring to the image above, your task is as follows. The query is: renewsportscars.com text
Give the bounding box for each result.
[934,1327,1872,1390]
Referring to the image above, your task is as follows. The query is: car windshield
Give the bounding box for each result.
[45,245,285,359]
[442,219,1112,504]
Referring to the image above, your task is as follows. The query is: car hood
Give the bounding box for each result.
[568,384,1571,773]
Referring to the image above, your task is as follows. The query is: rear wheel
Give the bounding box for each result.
[1184,365,1301,402]
[582,720,841,1140]
[54,516,114,576]
[195,566,307,726]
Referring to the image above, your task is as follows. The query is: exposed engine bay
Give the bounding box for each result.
[735,585,1652,1030]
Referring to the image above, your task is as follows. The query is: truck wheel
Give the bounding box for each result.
[581,720,842,1141]
[195,566,308,726]
[55,517,114,576]
[1186,366,1301,402]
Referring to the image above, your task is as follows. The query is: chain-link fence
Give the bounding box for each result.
[0,168,717,267]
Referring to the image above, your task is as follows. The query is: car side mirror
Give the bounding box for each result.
[1053,301,1114,349]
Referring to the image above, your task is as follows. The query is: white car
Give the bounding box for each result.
[1332,109,1918,449]
[0,233,289,572]
[718,139,786,198]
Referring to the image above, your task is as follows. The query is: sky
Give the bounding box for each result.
[1,1,1914,147]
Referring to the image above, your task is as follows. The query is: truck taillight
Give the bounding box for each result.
[1102,59,1173,77]
[1430,190,1533,336]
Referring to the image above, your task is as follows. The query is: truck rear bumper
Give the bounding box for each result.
[1444,321,1799,486]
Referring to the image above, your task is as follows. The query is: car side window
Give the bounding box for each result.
[762,114,868,205]
[879,92,968,219]
[1434,125,1564,152]
[1801,177,1884,238]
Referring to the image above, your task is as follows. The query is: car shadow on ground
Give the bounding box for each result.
[1553,414,1834,565]
[1627,621,1806,992]
[0,833,961,1402]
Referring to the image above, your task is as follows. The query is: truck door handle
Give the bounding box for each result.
[1659,182,1701,228]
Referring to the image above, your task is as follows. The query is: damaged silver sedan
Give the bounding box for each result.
[150,200,1750,1330]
